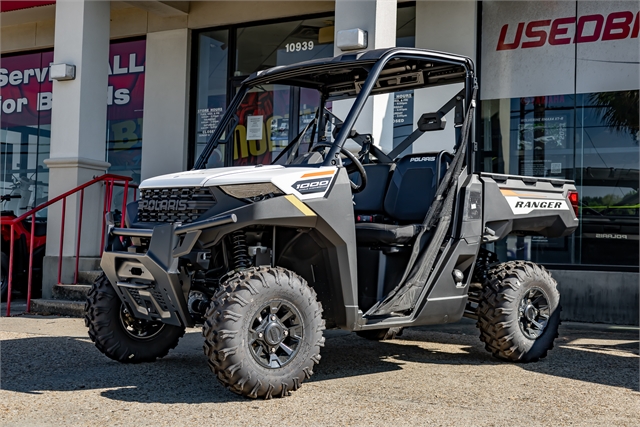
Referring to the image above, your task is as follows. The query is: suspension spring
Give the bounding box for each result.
[231,230,251,270]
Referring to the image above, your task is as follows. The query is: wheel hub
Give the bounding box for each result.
[248,300,303,369]
[524,304,537,322]
[264,322,285,346]
[119,305,165,340]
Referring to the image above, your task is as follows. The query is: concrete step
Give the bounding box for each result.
[53,284,91,301]
[31,298,84,318]
[76,270,102,285]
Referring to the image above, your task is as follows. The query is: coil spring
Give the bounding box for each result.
[231,230,251,270]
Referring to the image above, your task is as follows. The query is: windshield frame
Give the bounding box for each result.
[193,48,475,171]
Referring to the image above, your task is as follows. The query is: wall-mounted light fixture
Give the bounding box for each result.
[336,28,368,51]
[50,63,76,81]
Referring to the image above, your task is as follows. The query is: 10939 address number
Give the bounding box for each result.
[285,41,314,53]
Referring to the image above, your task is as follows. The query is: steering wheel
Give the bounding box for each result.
[311,143,367,193]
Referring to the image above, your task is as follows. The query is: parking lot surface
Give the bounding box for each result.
[1,314,638,427]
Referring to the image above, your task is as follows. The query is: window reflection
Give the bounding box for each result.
[481,90,639,267]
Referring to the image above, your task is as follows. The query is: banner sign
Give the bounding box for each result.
[0,39,145,128]
[481,1,640,100]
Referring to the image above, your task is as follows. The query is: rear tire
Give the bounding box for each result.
[84,273,185,363]
[203,267,325,399]
[476,261,561,363]
[356,327,403,341]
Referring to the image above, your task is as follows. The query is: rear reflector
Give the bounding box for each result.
[567,190,579,216]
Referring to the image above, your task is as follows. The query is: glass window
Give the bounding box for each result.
[479,1,638,269]
[106,39,146,185]
[228,84,323,166]
[1,40,146,215]
[576,90,639,266]
[194,30,229,160]
[0,51,53,217]
[480,91,639,267]
[393,5,416,148]
[481,95,577,265]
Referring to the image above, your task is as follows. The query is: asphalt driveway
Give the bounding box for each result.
[1,314,638,426]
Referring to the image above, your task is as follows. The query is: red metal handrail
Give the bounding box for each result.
[2,174,138,316]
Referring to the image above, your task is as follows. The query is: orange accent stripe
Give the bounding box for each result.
[301,170,335,178]
[500,189,548,198]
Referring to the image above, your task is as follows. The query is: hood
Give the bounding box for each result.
[140,165,286,189]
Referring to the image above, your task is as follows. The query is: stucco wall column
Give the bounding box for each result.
[43,0,111,293]
[333,0,397,152]
[412,1,478,153]
[140,29,191,180]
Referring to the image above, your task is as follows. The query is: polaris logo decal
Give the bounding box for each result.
[140,199,189,211]
[596,234,627,240]
[293,177,332,195]
[506,197,569,215]
[410,156,436,162]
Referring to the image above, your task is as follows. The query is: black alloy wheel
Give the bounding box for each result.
[248,300,304,369]
[518,287,551,340]
[119,306,166,340]
[203,266,325,399]
[476,261,561,363]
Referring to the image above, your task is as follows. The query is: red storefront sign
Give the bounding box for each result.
[497,9,640,51]
[0,39,145,128]
[0,1,55,13]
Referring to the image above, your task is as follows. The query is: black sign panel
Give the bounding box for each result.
[292,177,332,194]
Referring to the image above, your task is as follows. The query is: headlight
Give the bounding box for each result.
[219,183,284,202]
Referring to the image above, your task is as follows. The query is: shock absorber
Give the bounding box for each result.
[231,230,251,270]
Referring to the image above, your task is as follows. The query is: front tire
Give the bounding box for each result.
[203,267,325,399]
[476,261,561,363]
[84,273,185,363]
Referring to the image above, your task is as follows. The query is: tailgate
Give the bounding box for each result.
[480,173,579,240]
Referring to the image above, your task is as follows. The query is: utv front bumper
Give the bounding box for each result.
[100,212,237,328]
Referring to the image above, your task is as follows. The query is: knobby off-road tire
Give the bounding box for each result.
[356,327,403,341]
[476,261,561,363]
[203,266,325,399]
[85,273,185,363]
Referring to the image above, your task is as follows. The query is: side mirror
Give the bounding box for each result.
[417,112,446,132]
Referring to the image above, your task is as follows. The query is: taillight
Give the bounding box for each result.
[567,190,579,216]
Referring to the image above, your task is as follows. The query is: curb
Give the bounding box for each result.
[30,299,84,318]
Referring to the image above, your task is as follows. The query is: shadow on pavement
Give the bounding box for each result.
[1,322,637,404]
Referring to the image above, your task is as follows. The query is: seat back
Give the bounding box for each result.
[383,151,450,222]
[352,163,393,214]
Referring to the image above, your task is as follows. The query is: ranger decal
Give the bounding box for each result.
[506,197,569,215]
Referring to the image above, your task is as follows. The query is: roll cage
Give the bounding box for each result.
[193,47,477,172]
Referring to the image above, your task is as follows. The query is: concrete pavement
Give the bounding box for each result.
[0,314,638,426]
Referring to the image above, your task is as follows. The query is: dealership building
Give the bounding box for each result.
[1,0,638,324]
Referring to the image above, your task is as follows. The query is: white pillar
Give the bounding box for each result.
[140,29,191,180]
[412,0,478,154]
[333,0,397,153]
[44,0,111,286]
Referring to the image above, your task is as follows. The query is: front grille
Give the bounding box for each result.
[151,289,169,311]
[127,288,143,306]
[127,288,169,312]
[138,187,216,223]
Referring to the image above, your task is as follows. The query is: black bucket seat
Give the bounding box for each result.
[355,151,451,246]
